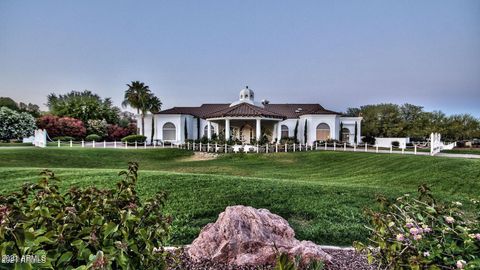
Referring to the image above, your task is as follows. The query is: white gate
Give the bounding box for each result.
[34,129,47,148]
[430,133,442,156]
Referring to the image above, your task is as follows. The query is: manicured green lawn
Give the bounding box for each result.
[0,142,33,147]
[443,148,480,155]
[0,148,479,246]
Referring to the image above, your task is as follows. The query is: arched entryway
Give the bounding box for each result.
[341,128,350,142]
[281,125,289,139]
[240,124,254,143]
[203,124,215,137]
[162,122,176,141]
[316,123,330,141]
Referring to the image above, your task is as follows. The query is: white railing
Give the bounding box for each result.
[46,139,440,156]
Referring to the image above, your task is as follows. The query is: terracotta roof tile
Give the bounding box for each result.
[265,104,341,118]
[204,103,284,119]
[157,104,229,118]
[157,103,341,119]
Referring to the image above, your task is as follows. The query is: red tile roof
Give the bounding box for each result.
[265,104,341,118]
[157,104,230,118]
[204,103,285,119]
[157,103,341,119]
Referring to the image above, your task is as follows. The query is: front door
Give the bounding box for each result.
[240,124,253,144]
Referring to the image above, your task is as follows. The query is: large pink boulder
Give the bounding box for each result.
[187,205,332,266]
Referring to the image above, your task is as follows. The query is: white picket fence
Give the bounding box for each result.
[53,139,431,156]
[51,134,461,157]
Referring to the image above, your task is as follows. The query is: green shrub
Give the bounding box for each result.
[86,119,108,138]
[52,136,76,141]
[280,137,299,144]
[312,139,338,145]
[355,185,480,269]
[0,162,171,269]
[121,134,146,143]
[362,135,376,145]
[200,135,209,144]
[85,134,102,141]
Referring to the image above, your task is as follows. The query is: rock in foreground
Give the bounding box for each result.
[187,205,332,266]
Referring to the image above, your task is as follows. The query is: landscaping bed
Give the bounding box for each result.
[1,149,479,247]
[166,248,374,270]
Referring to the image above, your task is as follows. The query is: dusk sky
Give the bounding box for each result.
[1,1,479,116]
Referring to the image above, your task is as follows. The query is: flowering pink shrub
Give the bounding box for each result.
[36,115,86,139]
[355,185,480,269]
[106,123,137,141]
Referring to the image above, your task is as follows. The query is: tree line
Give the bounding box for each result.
[345,103,480,142]
[2,87,479,143]
[0,81,162,142]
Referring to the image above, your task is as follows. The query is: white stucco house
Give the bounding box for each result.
[138,87,362,145]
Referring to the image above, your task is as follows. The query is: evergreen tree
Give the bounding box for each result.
[304,119,307,144]
[294,120,299,142]
[184,118,188,141]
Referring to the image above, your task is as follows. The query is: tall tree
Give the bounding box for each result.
[122,81,152,136]
[294,120,299,142]
[47,90,120,124]
[146,94,162,144]
[304,119,307,144]
[0,97,19,111]
[184,118,188,141]
[339,122,343,141]
[354,121,358,144]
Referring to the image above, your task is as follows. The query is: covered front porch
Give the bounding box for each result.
[205,117,282,144]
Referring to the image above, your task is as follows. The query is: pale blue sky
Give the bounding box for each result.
[0,1,479,116]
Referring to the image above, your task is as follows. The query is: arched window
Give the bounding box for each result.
[341,128,350,142]
[316,123,330,141]
[281,125,289,138]
[162,122,176,141]
[203,124,215,137]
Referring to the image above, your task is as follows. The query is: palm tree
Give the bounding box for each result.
[122,81,151,136]
[146,94,162,144]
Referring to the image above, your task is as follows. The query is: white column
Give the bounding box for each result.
[207,120,212,140]
[256,119,261,140]
[225,119,230,140]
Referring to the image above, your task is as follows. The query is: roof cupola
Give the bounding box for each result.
[239,86,254,102]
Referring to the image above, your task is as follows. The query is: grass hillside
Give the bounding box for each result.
[1,148,479,246]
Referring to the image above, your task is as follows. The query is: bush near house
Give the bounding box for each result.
[36,115,86,139]
[355,185,480,270]
[313,139,340,145]
[0,107,36,141]
[0,163,171,269]
[85,134,102,142]
[106,123,137,141]
[86,119,108,139]
[121,134,147,143]
[51,136,76,142]
[280,137,299,144]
